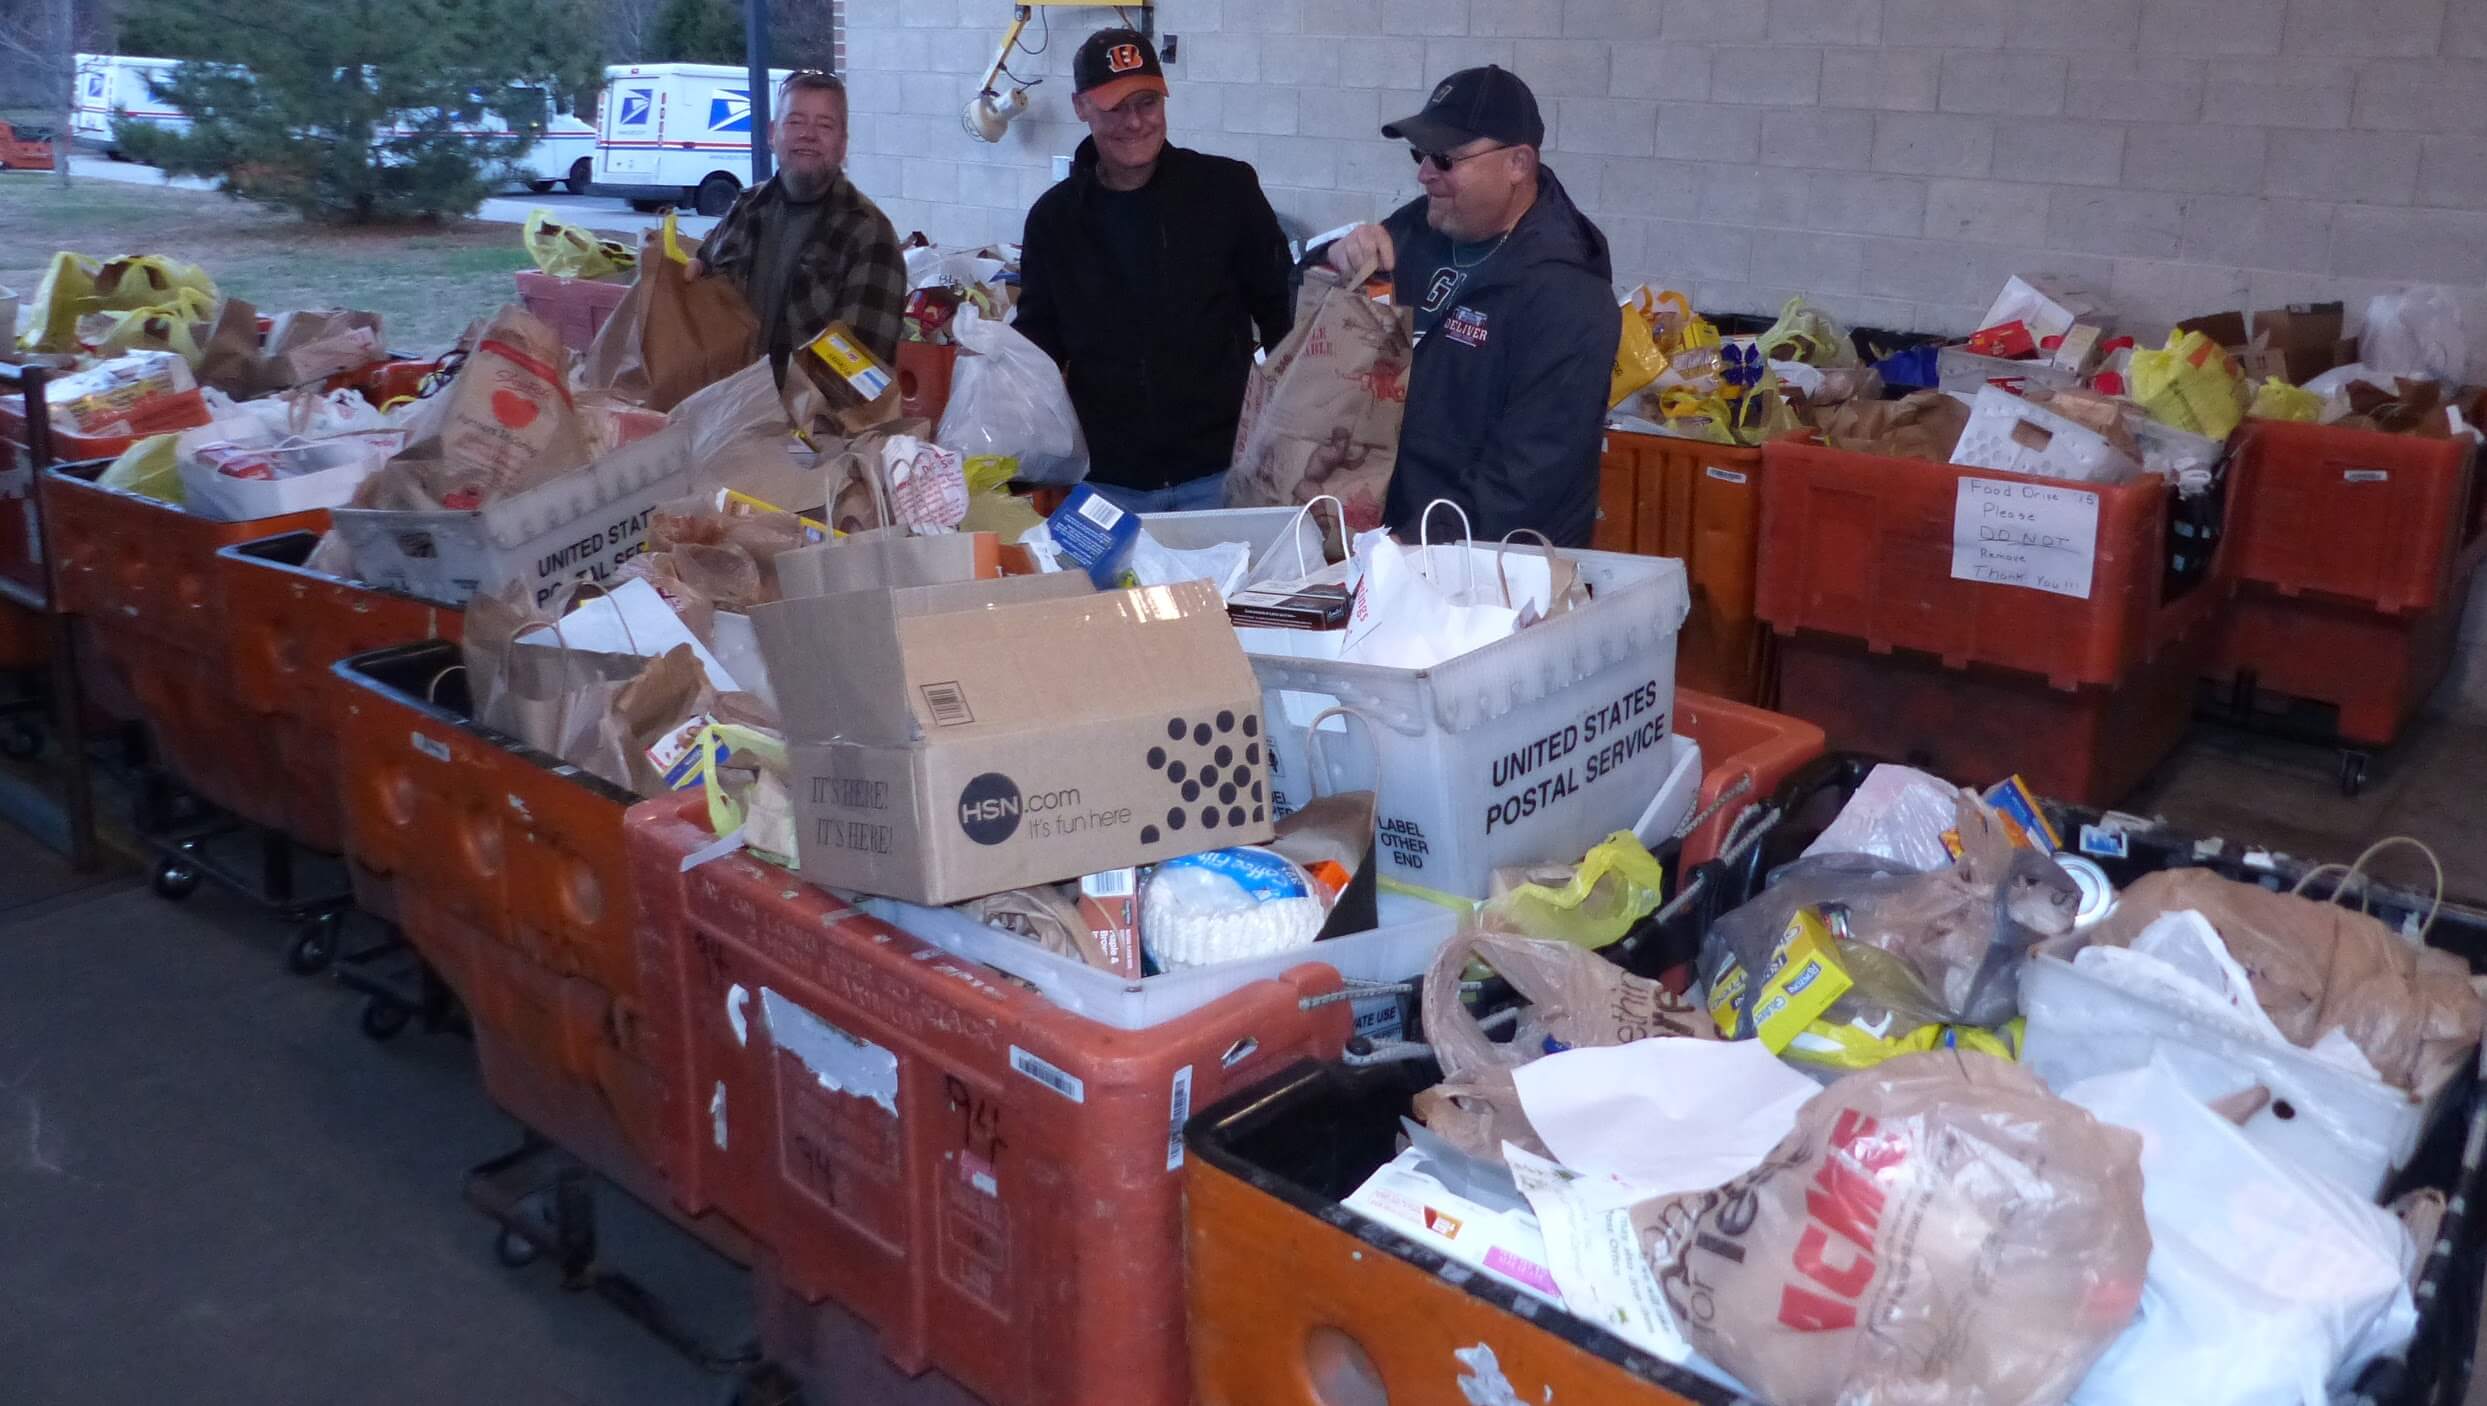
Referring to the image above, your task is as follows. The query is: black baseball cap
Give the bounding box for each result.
[1074,28,1168,107]
[1383,65,1544,151]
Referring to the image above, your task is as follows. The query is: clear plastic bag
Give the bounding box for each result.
[934,305,1089,486]
[2361,287,2467,383]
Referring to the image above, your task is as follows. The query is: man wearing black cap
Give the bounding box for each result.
[1017,29,1294,512]
[1327,66,1617,547]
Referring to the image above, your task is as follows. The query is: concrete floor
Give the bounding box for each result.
[1,716,2481,1405]
[0,841,976,1406]
[2133,712,2487,900]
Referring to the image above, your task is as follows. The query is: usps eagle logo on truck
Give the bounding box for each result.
[707,88,753,133]
[618,87,652,126]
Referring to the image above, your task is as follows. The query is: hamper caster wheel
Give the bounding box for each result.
[286,911,343,975]
[359,997,412,1041]
[2337,750,2370,798]
[494,1226,542,1269]
[152,858,201,901]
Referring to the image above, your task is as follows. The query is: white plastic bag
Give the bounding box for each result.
[2361,288,2467,383]
[2065,1061,2417,1406]
[1798,762,1961,872]
[1336,528,1525,670]
[934,305,1088,486]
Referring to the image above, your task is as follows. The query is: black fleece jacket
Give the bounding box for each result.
[1379,167,1618,547]
[1016,139,1293,491]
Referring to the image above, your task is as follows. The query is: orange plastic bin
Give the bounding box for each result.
[2208,420,2487,751]
[42,462,330,831]
[217,533,461,859]
[1595,430,1771,702]
[626,793,1354,1406]
[1757,435,2232,806]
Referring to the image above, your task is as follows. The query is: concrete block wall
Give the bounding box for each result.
[842,0,2487,357]
[838,0,2487,719]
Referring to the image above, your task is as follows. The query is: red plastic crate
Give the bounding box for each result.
[1673,687,1823,867]
[896,340,957,426]
[44,464,330,828]
[1758,435,2229,690]
[514,270,631,354]
[217,534,461,854]
[1596,433,1772,702]
[2211,586,2472,748]
[625,794,1355,1406]
[1778,629,2200,807]
[2229,420,2485,614]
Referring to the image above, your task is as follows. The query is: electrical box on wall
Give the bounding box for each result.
[1052,154,1073,181]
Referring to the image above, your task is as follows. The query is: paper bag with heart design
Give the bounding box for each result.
[391,304,589,509]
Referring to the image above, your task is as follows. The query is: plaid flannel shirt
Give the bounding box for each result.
[702,169,908,367]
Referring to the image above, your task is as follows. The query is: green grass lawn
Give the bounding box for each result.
[0,174,538,354]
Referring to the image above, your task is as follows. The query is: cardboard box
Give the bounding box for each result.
[1936,345,2082,397]
[775,527,998,598]
[756,575,1272,904]
[2176,303,2345,386]
[1979,275,2104,347]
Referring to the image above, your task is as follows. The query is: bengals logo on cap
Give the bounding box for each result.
[1107,42,1145,73]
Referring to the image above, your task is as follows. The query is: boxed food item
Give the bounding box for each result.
[755,574,1272,904]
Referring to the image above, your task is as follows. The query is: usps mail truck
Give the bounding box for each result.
[75,53,592,190]
[72,54,187,156]
[591,63,792,215]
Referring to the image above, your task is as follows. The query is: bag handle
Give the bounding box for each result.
[1302,705,1381,801]
[1493,528,1554,610]
[2290,835,2445,941]
[1414,498,1477,596]
[1275,493,1347,578]
[827,445,897,531]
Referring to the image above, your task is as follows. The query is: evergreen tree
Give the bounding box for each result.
[115,0,602,222]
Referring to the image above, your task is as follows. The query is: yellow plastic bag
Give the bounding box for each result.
[2249,376,2322,423]
[698,723,793,864]
[83,303,210,365]
[1484,832,1666,951]
[22,252,98,352]
[1779,1016,2025,1073]
[1757,295,1857,368]
[523,208,636,280]
[1610,302,1666,408]
[95,432,185,505]
[2131,329,2246,440]
[86,255,215,314]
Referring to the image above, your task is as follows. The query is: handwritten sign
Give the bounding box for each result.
[1951,477,2099,599]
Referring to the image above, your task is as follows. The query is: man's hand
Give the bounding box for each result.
[1326,223,1395,288]
[683,255,707,280]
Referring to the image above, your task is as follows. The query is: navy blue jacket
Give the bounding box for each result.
[1379,167,1617,547]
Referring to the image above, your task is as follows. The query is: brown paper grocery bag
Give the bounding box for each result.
[1223,270,1413,535]
[582,221,758,413]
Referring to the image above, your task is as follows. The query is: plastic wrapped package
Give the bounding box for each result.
[1628,1050,2150,1406]
[2064,1062,2417,1406]
[1140,847,1326,972]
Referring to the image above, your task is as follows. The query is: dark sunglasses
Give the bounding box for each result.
[1411,142,1514,171]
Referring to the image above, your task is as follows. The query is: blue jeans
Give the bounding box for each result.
[1085,473,1230,516]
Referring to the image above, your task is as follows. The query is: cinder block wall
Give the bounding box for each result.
[839,0,2487,716]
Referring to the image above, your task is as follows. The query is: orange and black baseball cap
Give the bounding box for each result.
[1074,28,1169,108]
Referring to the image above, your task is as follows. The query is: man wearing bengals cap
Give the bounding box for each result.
[1017,28,1294,513]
